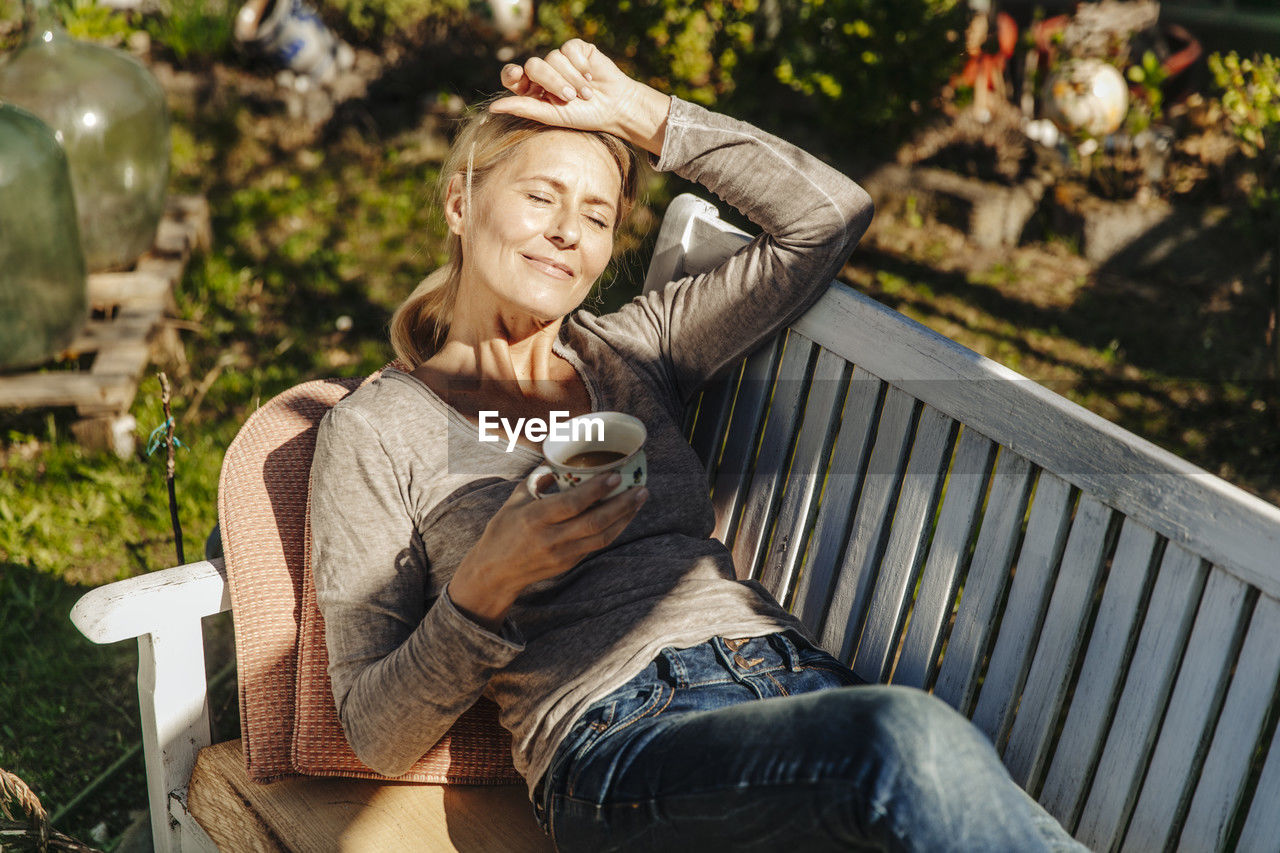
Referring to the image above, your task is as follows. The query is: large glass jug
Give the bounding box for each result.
[0,101,88,369]
[0,0,170,272]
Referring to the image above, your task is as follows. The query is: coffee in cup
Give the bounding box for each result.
[525,412,646,500]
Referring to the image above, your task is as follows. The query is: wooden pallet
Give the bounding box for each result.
[0,194,211,456]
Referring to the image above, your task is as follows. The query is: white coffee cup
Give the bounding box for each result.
[525,412,646,500]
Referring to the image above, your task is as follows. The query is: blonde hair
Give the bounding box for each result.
[389,100,641,369]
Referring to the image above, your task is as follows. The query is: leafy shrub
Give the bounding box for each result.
[536,0,967,152]
[1210,51,1280,217]
[321,0,468,41]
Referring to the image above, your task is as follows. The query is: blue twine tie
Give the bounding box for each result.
[145,417,186,456]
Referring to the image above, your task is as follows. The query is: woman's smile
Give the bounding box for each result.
[520,252,575,280]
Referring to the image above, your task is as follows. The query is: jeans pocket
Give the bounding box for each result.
[565,680,671,799]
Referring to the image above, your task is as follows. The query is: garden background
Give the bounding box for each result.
[2,0,1277,847]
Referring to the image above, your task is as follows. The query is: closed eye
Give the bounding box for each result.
[527,193,552,204]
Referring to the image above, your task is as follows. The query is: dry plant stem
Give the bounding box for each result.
[159,372,185,565]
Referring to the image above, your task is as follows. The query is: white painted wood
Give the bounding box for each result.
[892,427,996,689]
[642,193,726,293]
[932,450,1035,714]
[790,368,884,637]
[785,285,1280,600]
[69,559,229,643]
[971,473,1074,750]
[710,339,784,556]
[1179,594,1280,852]
[1003,496,1115,788]
[1076,543,1207,851]
[138,622,214,853]
[1237,695,1280,851]
[819,386,918,669]
[1039,519,1160,828]
[169,795,220,853]
[757,347,848,603]
[732,336,815,582]
[853,404,954,683]
[1121,569,1251,853]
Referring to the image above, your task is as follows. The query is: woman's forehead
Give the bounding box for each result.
[502,131,622,201]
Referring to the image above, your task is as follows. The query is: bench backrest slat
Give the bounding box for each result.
[646,193,1280,851]
[891,426,996,691]
[970,471,1075,750]
[1121,568,1251,852]
[756,345,848,602]
[1237,693,1280,850]
[686,371,736,488]
[1075,543,1207,849]
[1003,496,1116,789]
[789,366,885,636]
[1181,592,1280,852]
[730,335,815,582]
[819,384,920,664]
[852,403,954,684]
[932,450,1036,714]
[709,340,783,552]
[1037,518,1160,826]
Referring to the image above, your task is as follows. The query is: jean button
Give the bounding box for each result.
[733,652,765,668]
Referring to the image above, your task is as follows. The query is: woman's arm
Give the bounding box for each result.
[311,400,643,775]
[602,98,875,405]
[493,40,875,406]
[310,404,524,777]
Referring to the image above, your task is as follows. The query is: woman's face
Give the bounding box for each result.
[449,130,622,330]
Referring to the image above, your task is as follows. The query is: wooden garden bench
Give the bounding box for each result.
[72,193,1280,852]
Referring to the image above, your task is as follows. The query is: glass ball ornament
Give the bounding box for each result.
[0,0,170,273]
[1044,59,1129,139]
[0,102,88,369]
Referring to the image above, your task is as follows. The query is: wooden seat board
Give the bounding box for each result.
[732,336,815,582]
[820,385,918,667]
[932,449,1035,714]
[852,404,955,683]
[1076,543,1207,850]
[1003,496,1115,789]
[1038,519,1160,829]
[188,740,552,853]
[757,346,849,603]
[1179,593,1280,852]
[891,427,996,690]
[790,367,884,636]
[971,472,1075,751]
[1121,569,1252,852]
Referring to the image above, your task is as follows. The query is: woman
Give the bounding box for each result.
[309,40,1086,851]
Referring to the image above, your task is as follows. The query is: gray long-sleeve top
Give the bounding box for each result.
[309,96,875,797]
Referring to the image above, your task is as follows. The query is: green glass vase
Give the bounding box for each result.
[0,102,88,369]
[0,0,170,273]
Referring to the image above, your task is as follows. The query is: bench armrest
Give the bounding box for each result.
[70,558,229,644]
[71,559,229,853]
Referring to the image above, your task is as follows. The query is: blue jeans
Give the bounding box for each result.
[533,631,1089,852]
